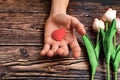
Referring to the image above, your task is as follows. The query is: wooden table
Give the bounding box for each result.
[0,0,120,79]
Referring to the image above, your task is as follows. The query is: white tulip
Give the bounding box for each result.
[93,18,105,32]
[116,18,120,32]
[102,8,117,22]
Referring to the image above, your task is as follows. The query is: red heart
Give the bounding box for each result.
[52,28,66,41]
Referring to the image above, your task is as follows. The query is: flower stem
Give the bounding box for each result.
[91,74,94,80]
[106,64,110,80]
[106,22,108,31]
[114,72,117,80]
[96,32,99,44]
[114,33,116,49]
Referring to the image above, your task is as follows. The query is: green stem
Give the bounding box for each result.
[106,64,110,80]
[91,74,94,80]
[106,22,108,31]
[114,72,117,80]
[114,34,116,49]
[96,32,99,44]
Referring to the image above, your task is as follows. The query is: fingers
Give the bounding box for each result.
[40,44,59,57]
[56,48,64,56]
[69,39,81,59]
[56,44,69,57]
[47,45,58,57]
[51,44,59,53]
[41,40,80,59]
[41,43,67,57]
[40,44,50,56]
[71,17,86,36]
[47,50,54,57]
[61,44,69,56]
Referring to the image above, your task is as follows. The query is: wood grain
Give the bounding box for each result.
[0,0,120,45]
[0,0,120,80]
[0,46,106,80]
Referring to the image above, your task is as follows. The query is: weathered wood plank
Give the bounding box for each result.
[0,0,120,80]
[0,46,120,79]
[0,46,107,80]
[0,13,46,45]
[0,0,120,45]
[0,0,50,13]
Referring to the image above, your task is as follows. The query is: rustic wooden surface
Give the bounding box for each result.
[0,0,120,80]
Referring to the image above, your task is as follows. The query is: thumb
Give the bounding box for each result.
[71,17,86,36]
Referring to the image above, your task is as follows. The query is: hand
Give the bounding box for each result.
[40,13,86,59]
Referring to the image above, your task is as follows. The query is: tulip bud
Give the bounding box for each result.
[93,18,105,32]
[102,8,117,22]
[116,18,120,33]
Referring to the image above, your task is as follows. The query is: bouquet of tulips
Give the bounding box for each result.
[82,8,120,80]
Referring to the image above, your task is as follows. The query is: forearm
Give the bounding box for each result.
[50,0,69,15]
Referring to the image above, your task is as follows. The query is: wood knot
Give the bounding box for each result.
[0,73,5,78]
[19,48,29,58]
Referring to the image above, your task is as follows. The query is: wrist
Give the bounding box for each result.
[50,0,69,16]
[50,9,66,16]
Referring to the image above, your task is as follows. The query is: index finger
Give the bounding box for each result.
[71,17,86,36]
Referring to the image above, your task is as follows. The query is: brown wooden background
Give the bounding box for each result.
[0,0,120,80]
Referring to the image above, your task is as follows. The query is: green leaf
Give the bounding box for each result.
[111,44,120,63]
[95,40,101,59]
[113,50,120,72]
[82,35,98,75]
[94,29,104,60]
[103,19,117,64]
[100,29,105,39]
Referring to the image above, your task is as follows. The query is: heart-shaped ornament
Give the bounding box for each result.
[52,28,66,41]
